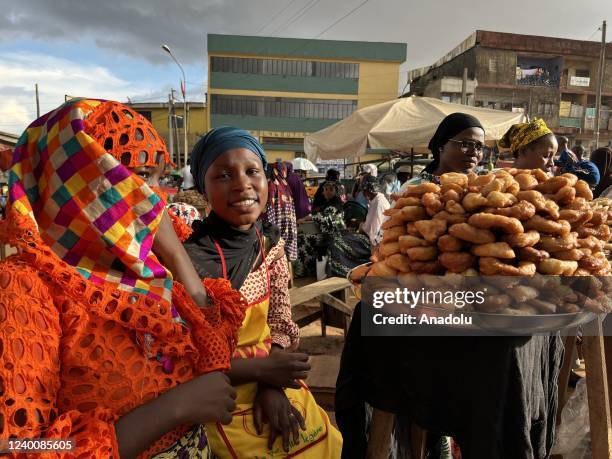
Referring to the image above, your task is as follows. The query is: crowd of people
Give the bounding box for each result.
[1,97,612,458]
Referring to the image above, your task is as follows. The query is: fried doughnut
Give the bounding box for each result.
[399,235,430,251]
[517,247,550,263]
[439,252,477,273]
[579,253,607,271]
[486,191,518,208]
[468,213,524,234]
[479,257,536,276]
[468,174,496,193]
[488,200,536,221]
[560,173,579,186]
[449,223,496,244]
[406,223,421,237]
[575,180,593,200]
[507,285,539,303]
[383,208,401,217]
[403,182,441,197]
[506,181,520,195]
[462,192,489,212]
[370,261,399,277]
[382,225,407,243]
[349,264,371,283]
[379,242,401,257]
[440,172,468,188]
[437,234,464,252]
[477,294,512,313]
[577,224,611,241]
[409,260,444,274]
[382,215,406,230]
[589,211,607,226]
[516,190,547,210]
[385,253,412,273]
[537,258,578,275]
[524,215,571,236]
[543,200,561,220]
[445,200,466,214]
[549,185,576,205]
[578,247,593,257]
[441,189,463,203]
[559,209,591,224]
[421,192,443,214]
[481,178,504,196]
[471,242,515,259]
[531,168,550,182]
[537,233,578,252]
[536,176,571,194]
[553,249,585,261]
[395,197,422,208]
[515,173,539,191]
[433,211,467,225]
[400,205,428,222]
[502,230,540,248]
[412,219,446,243]
[527,299,557,314]
[406,246,438,261]
[559,303,581,313]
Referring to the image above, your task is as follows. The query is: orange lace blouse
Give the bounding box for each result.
[0,214,245,457]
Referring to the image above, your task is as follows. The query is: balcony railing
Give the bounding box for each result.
[516,75,560,87]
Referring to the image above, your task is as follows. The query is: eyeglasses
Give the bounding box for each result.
[447,139,485,153]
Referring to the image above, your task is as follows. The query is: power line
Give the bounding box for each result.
[255,0,301,34]
[587,27,601,41]
[314,0,371,39]
[271,0,321,35]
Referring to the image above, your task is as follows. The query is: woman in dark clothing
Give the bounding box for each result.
[335,113,564,459]
[285,162,311,221]
[312,180,344,214]
[591,147,612,197]
[313,168,346,209]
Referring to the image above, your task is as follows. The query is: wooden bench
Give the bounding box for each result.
[290,277,353,336]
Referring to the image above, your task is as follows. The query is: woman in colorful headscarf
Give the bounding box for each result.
[499,118,557,173]
[0,99,245,458]
[263,161,298,262]
[184,126,342,457]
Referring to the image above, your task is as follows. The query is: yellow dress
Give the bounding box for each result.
[206,236,342,458]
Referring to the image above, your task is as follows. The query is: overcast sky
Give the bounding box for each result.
[1,0,611,134]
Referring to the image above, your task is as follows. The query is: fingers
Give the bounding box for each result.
[293,406,306,431]
[286,379,302,390]
[228,385,237,400]
[279,409,291,452]
[291,360,311,372]
[253,401,263,435]
[268,427,279,451]
[292,371,309,380]
[289,352,309,362]
[288,409,300,444]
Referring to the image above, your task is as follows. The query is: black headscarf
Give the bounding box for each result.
[185,212,280,290]
[592,147,612,198]
[424,113,485,173]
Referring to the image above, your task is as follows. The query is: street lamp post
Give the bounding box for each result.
[162,45,188,170]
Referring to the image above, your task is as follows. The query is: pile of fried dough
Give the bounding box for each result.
[349,169,612,314]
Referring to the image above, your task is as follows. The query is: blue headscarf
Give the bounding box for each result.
[190,126,267,193]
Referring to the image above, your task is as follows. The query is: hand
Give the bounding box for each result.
[171,371,236,424]
[253,386,306,452]
[258,350,311,389]
[147,159,166,188]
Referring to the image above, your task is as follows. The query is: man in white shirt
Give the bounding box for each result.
[180,159,195,191]
[360,175,390,246]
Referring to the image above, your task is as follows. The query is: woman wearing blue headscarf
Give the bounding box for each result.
[184,127,342,458]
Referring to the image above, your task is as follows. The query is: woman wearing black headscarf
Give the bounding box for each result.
[591,147,612,197]
[336,114,563,459]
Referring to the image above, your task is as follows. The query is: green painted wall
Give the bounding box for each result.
[208,34,407,62]
[210,72,358,94]
[211,114,337,132]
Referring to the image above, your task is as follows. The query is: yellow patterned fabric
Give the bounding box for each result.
[499,118,552,153]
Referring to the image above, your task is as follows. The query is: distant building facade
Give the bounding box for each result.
[207,34,407,161]
[408,30,612,148]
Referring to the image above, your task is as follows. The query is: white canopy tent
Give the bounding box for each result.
[304,96,527,161]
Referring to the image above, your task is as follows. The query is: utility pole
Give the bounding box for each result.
[168,91,175,165]
[35,83,40,117]
[595,20,607,148]
[461,67,468,105]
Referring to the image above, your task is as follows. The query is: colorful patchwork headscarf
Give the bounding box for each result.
[8,98,173,302]
[499,118,552,153]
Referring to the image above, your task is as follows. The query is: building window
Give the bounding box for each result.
[136,110,152,122]
[210,56,359,79]
[488,59,497,73]
[211,94,357,120]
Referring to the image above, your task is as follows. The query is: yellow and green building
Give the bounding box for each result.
[207,34,407,162]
